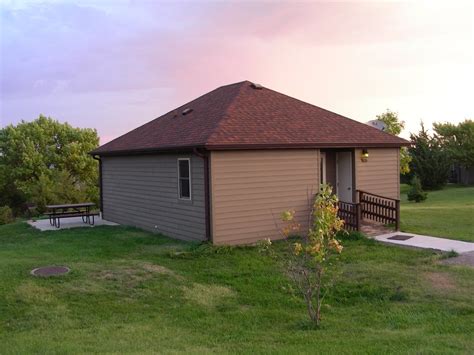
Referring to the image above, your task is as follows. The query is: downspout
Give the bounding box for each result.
[92,155,103,217]
[193,148,211,242]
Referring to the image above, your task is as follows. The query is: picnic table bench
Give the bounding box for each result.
[46,202,99,228]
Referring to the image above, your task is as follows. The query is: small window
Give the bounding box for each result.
[178,158,191,200]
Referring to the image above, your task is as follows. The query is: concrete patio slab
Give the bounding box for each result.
[28,216,118,231]
[375,232,474,254]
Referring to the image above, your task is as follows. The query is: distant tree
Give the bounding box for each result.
[409,122,450,190]
[0,115,99,213]
[376,109,405,136]
[376,109,411,175]
[433,120,474,181]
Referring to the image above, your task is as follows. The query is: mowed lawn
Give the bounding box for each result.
[400,184,474,242]
[0,223,473,353]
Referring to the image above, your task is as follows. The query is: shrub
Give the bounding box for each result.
[441,250,459,259]
[0,206,14,225]
[407,176,427,202]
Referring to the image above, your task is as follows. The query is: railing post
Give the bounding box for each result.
[395,199,400,231]
[356,203,361,231]
[358,190,363,222]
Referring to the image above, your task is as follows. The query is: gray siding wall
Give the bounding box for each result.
[101,154,206,241]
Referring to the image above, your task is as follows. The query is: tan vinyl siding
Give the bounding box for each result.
[102,154,206,241]
[210,150,319,245]
[355,148,400,200]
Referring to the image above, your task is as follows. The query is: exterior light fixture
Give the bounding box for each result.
[361,149,369,162]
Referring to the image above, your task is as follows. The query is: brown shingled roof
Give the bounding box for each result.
[92,80,409,155]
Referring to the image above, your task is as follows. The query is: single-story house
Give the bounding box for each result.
[91,81,409,245]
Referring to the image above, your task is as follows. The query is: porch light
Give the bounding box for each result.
[361,149,369,162]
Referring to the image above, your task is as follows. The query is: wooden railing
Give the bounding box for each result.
[337,201,360,231]
[336,191,400,232]
[357,190,400,230]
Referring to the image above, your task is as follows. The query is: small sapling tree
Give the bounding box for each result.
[260,184,345,326]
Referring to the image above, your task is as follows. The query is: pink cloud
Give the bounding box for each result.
[1,1,472,142]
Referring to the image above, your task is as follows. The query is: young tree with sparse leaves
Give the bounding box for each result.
[259,184,345,326]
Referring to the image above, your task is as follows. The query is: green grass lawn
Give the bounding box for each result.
[400,184,474,242]
[1,222,473,353]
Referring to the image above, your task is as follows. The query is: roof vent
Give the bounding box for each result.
[182,108,193,115]
[250,82,263,90]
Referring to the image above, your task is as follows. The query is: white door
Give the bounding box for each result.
[336,152,353,202]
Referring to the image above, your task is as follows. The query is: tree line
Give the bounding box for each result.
[377,110,473,201]
[0,113,472,221]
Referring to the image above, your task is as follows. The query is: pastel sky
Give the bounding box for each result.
[1,0,473,143]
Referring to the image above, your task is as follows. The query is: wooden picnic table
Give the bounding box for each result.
[46,202,98,228]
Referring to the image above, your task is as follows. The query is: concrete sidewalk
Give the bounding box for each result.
[28,216,118,231]
[375,232,474,254]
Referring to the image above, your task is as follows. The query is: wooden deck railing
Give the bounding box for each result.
[336,190,400,232]
[357,190,400,230]
[337,201,360,231]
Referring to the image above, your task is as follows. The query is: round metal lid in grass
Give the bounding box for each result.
[31,266,70,277]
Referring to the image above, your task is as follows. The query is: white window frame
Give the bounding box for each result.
[177,158,192,200]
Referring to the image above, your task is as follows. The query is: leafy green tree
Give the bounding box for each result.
[409,123,450,190]
[376,109,411,174]
[0,115,99,213]
[376,109,405,136]
[433,120,474,183]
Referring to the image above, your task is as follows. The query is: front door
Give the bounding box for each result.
[336,151,353,202]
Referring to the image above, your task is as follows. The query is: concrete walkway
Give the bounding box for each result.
[375,231,474,254]
[28,216,118,231]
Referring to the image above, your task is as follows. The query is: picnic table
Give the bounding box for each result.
[46,202,99,228]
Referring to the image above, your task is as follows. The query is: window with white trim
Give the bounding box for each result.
[178,158,191,200]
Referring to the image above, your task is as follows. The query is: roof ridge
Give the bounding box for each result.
[202,81,250,145]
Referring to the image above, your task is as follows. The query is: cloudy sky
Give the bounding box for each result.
[1,0,473,142]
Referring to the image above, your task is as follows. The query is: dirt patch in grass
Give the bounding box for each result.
[182,283,235,308]
[425,272,456,291]
[141,262,175,275]
[93,262,179,288]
